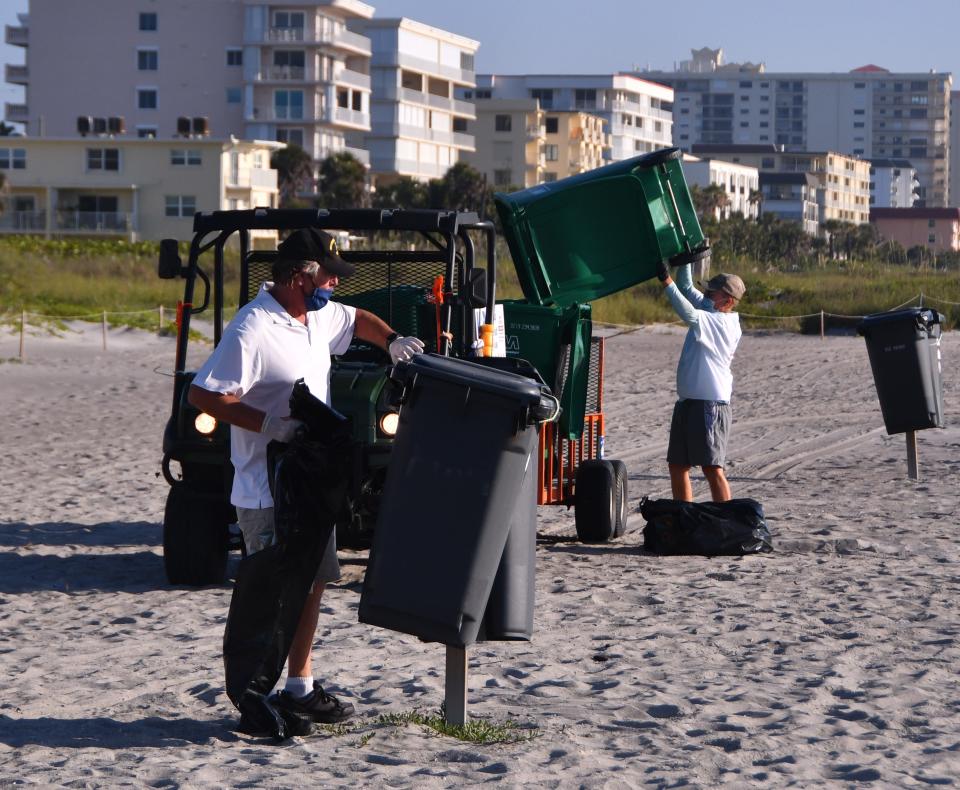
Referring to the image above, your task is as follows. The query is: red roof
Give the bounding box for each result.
[850,64,889,73]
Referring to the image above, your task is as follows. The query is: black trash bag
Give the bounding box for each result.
[223,379,352,739]
[639,497,773,556]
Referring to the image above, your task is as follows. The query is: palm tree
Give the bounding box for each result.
[316,151,368,209]
[270,144,314,207]
[747,188,763,220]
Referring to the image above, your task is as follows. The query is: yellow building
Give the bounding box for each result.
[541,111,609,182]
[0,136,282,242]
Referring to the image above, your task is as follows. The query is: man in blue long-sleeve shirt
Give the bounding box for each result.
[656,259,745,502]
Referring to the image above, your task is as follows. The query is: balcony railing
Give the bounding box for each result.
[55,211,132,233]
[344,146,370,166]
[5,25,27,47]
[0,210,45,231]
[257,65,308,81]
[227,168,279,189]
[258,25,371,55]
[334,68,371,91]
[5,103,27,122]
[5,64,28,84]
[375,51,475,86]
[332,106,370,128]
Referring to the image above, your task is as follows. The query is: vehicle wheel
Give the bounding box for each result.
[610,459,628,538]
[638,146,682,169]
[163,483,229,585]
[574,460,617,543]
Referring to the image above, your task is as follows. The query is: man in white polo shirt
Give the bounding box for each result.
[189,227,423,727]
[656,258,745,503]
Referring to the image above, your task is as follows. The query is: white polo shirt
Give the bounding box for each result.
[192,283,357,509]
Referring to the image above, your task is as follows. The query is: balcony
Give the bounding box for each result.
[5,64,28,85]
[375,51,475,86]
[343,146,370,166]
[5,24,27,47]
[256,65,309,82]
[0,210,45,232]
[5,103,28,123]
[227,168,279,190]
[332,106,370,129]
[55,210,133,234]
[394,87,474,117]
[334,68,371,91]
[377,157,448,179]
[258,25,371,56]
[526,123,546,140]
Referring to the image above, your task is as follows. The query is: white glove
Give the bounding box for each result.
[260,413,305,443]
[388,335,425,364]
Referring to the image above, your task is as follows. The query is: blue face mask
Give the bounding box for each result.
[306,287,334,311]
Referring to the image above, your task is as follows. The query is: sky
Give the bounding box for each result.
[2,0,959,116]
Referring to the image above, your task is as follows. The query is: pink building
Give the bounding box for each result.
[870,207,960,252]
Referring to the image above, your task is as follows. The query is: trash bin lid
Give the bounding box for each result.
[402,353,544,406]
[857,307,943,335]
[494,149,705,307]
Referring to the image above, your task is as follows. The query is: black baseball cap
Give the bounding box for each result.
[277,228,355,278]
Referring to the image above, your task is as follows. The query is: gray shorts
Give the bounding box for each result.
[236,506,340,584]
[667,399,731,468]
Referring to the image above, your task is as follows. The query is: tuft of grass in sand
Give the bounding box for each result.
[375,708,539,745]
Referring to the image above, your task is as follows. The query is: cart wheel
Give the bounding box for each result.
[668,242,712,268]
[638,147,682,169]
[163,484,229,586]
[575,460,617,543]
[610,459,628,538]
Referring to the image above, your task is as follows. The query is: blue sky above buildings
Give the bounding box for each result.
[2,0,959,113]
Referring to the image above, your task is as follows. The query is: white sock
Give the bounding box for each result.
[284,676,313,698]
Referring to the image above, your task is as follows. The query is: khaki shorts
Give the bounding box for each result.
[667,399,731,468]
[236,506,340,584]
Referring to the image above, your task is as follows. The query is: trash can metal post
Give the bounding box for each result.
[906,430,919,480]
[444,645,468,726]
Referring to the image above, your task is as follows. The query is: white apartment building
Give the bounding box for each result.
[759,172,820,236]
[472,73,673,162]
[643,50,952,207]
[0,136,281,241]
[868,158,919,208]
[356,17,477,182]
[950,92,960,210]
[681,155,759,219]
[5,0,374,174]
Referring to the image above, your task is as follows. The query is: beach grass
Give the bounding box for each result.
[2,236,958,333]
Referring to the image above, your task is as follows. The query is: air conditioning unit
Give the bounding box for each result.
[77,116,93,136]
[92,117,107,134]
[176,116,191,136]
[108,116,125,135]
[192,116,209,136]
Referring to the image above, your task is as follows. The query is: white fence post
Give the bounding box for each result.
[158,305,164,333]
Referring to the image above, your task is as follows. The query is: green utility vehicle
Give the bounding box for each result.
[157,147,707,585]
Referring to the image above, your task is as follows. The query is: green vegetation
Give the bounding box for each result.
[2,233,958,336]
[374,709,539,745]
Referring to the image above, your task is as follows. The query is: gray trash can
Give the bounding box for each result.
[358,354,554,648]
[857,308,945,435]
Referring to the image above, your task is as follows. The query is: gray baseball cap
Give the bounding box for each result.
[701,272,745,301]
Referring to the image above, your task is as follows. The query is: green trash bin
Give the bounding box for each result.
[495,147,706,307]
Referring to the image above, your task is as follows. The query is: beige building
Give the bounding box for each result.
[541,111,608,182]
[692,144,871,225]
[870,207,960,253]
[5,0,374,175]
[0,136,281,241]
[462,98,545,188]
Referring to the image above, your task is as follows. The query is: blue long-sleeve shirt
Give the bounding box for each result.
[664,264,742,402]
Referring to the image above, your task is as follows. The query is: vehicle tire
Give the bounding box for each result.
[163,483,229,586]
[574,460,617,543]
[638,146,682,169]
[610,459,629,538]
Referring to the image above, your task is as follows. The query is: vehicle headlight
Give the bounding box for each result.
[378,412,399,437]
[194,412,217,435]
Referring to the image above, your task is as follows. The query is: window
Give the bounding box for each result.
[226,87,242,104]
[854,109,865,115]
[170,149,202,166]
[760,95,769,101]
[137,49,158,70]
[136,126,157,139]
[761,157,775,168]
[0,148,26,169]
[654,121,662,132]
[530,88,553,109]
[759,121,769,128]
[276,128,304,148]
[273,11,305,29]
[139,12,157,31]
[452,117,468,133]
[275,90,304,120]
[494,114,512,132]
[87,148,120,171]
[739,80,753,88]
[137,88,158,109]
[543,144,558,161]
[545,117,558,134]
[166,195,196,218]
[911,80,929,91]
[352,92,362,112]
[493,169,512,186]
[542,172,557,183]
[854,122,864,128]
[739,121,748,128]
[475,89,491,99]
[226,48,243,66]
[460,52,475,72]
[929,233,937,243]
[928,219,936,228]
[854,82,865,89]
[574,88,596,109]
[909,108,928,119]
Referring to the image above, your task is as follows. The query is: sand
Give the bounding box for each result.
[1,320,959,787]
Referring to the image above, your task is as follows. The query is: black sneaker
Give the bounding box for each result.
[274,682,356,724]
[236,695,312,740]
